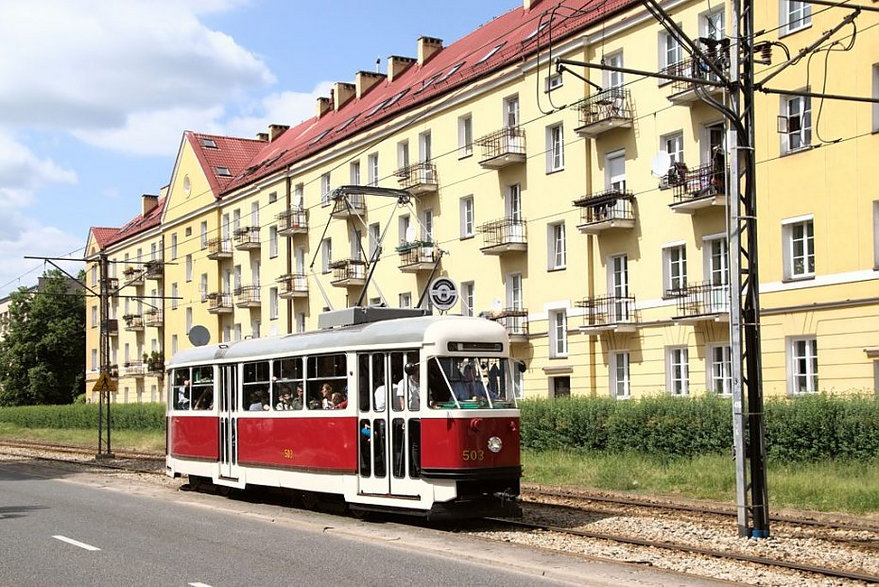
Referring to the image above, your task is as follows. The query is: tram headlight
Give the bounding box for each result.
[487,436,502,453]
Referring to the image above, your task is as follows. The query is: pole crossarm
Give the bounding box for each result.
[554,58,733,91]
[331,184,411,204]
[758,86,879,104]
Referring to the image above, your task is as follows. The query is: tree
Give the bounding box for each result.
[0,270,85,406]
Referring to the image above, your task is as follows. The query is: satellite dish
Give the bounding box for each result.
[405,225,417,243]
[650,151,672,177]
[491,298,503,312]
[188,325,210,347]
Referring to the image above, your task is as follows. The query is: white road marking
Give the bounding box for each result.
[52,535,101,551]
[189,583,214,587]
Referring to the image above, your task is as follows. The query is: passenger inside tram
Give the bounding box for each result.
[428,356,516,409]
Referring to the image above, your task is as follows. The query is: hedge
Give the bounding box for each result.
[0,403,165,431]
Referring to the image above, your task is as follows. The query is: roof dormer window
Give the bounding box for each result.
[202,138,218,149]
[477,42,506,64]
[216,166,232,177]
[309,128,332,145]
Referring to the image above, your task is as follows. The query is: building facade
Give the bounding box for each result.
[86,0,879,402]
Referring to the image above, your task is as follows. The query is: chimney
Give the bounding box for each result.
[356,71,386,99]
[417,36,443,65]
[141,194,159,216]
[387,55,416,83]
[523,0,542,9]
[333,82,356,110]
[256,132,269,142]
[268,124,289,142]
[315,96,332,118]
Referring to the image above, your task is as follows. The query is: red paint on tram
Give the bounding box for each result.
[236,416,358,472]
[419,416,520,469]
[170,416,219,460]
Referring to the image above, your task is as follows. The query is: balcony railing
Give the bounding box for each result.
[122,314,144,331]
[234,226,261,250]
[397,241,438,272]
[122,360,146,378]
[576,295,638,333]
[669,281,730,323]
[395,162,438,195]
[234,285,261,308]
[143,309,163,328]
[122,267,144,285]
[474,127,526,169]
[207,292,233,314]
[329,259,367,287]
[478,218,527,255]
[206,237,233,260]
[144,260,163,280]
[662,56,727,104]
[277,207,308,236]
[104,318,119,337]
[331,193,367,219]
[573,188,636,234]
[572,87,634,138]
[482,307,528,343]
[278,273,308,298]
[669,159,727,213]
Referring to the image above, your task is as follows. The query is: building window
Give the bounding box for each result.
[548,222,566,270]
[781,94,811,153]
[701,8,725,41]
[507,273,523,309]
[458,114,473,157]
[421,209,433,241]
[171,283,178,310]
[91,349,98,371]
[611,351,631,399]
[782,0,811,35]
[604,51,623,89]
[293,183,304,209]
[91,306,98,328]
[551,376,571,398]
[200,221,208,249]
[659,28,683,72]
[185,254,192,282]
[705,235,729,286]
[367,153,379,187]
[268,191,277,204]
[504,95,520,128]
[419,130,432,162]
[171,335,178,355]
[321,173,331,207]
[708,345,732,395]
[461,281,475,316]
[546,123,564,172]
[397,140,409,169]
[781,217,815,280]
[170,234,178,259]
[399,292,411,308]
[667,346,689,396]
[544,72,563,92]
[662,132,685,166]
[549,309,568,358]
[296,313,306,333]
[269,226,279,258]
[199,273,208,302]
[398,215,410,246]
[185,308,192,334]
[663,243,687,295]
[368,223,380,257]
[789,336,818,394]
[321,238,332,273]
[269,287,279,320]
[460,196,474,238]
[350,160,361,185]
[606,150,626,191]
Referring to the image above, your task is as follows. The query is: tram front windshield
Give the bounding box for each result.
[427,356,518,409]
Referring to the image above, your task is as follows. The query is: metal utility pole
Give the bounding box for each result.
[95,253,115,459]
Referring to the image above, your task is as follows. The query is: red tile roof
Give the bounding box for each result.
[90,197,167,250]
[90,227,120,250]
[185,132,267,198]
[217,0,636,195]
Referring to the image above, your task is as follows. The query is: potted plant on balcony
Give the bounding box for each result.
[145,350,164,373]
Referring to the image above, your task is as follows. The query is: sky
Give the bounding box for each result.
[0,0,519,298]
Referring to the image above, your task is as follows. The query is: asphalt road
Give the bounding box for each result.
[0,457,725,586]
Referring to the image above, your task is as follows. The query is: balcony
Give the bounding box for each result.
[206,237,233,260]
[143,309,163,328]
[277,207,308,236]
[395,162,438,195]
[278,273,308,299]
[572,88,634,138]
[662,56,727,105]
[122,266,144,286]
[331,192,367,219]
[104,318,119,337]
[397,241,439,272]
[122,360,146,378]
[122,314,144,332]
[106,277,119,294]
[478,218,527,255]
[573,189,636,234]
[144,260,163,280]
[329,259,367,287]
[474,127,526,169]
[234,285,261,308]
[207,292,233,314]
[234,226,261,251]
[669,281,730,324]
[668,160,727,214]
[576,295,638,334]
[483,308,529,344]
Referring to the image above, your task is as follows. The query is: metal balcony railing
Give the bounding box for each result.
[206,237,233,259]
[331,193,367,218]
[474,127,526,168]
[234,226,260,250]
[571,87,634,137]
[122,314,144,331]
[234,285,261,307]
[477,218,527,254]
[669,281,730,319]
[277,207,308,236]
[573,189,636,233]
[662,55,727,103]
[397,241,438,271]
[483,307,528,341]
[207,292,233,313]
[329,259,367,286]
[122,267,144,285]
[576,295,638,330]
[143,309,163,327]
[671,159,727,207]
[394,162,438,194]
[123,360,146,378]
[144,260,163,280]
[278,273,308,298]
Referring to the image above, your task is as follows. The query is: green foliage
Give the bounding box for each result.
[0,270,86,406]
[0,403,165,431]
[521,394,879,461]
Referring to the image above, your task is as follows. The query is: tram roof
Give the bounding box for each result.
[168,315,507,367]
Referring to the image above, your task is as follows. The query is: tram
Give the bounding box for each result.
[165,308,522,519]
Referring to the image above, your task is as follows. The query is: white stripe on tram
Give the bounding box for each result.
[52,535,101,551]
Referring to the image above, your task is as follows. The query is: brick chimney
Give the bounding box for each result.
[355,71,386,99]
[333,82,356,110]
[315,96,332,118]
[268,124,289,142]
[387,55,416,83]
[255,132,269,142]
[417,36,443,65]
[524,0,543,9]
[141,194,158,216]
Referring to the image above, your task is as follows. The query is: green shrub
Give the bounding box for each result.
[0,403,165,431]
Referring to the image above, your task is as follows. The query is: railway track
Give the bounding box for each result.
[0,439,165,475]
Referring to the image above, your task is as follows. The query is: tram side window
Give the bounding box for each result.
[306,353,347,410]
[275,357,304,410]
[243,361,271,411]
[191,366,214,410]
[173,369,191,410]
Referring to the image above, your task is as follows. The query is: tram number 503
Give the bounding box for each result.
[461,449,485,462]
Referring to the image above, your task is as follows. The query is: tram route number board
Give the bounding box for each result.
[428,277,459,312]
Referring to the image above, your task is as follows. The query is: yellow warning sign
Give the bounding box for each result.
[92,371,117,393]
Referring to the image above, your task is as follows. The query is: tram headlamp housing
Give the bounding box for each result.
[487,436,502,453]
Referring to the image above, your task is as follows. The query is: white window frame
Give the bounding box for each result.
[504,95,520,128]
[662,131,685,165]
[666,346,690,396]
[547,221,566,270]
[269,226,278,258]
[546,123,565,172]
[321,238,332,274]
[398,292,412,308]
[659,27,683,73]
[544,72,563,92]
[458,114,473,158]
[349,160,361,185]
[507,272,523,310]
[269,287,279,320]
[788,336,818,394]
[321,173,331,207]
[604,51,624,89]
[700,7,725,41]
[781,94,812,153]
[397,140,409,169]
[782,215,815,280]
[170,234,177,259]
[781,0,811,35]
[549,309,568,358]
[460,196,475,238]
[185,254,193,282]
[610,351,631,400]
[662,242,687,295]
[367,153,379,187]
[419,131,432,162]
[606,150,626,191]
[704,234,729,287]
[461,281,475,317]
[707,344,732,396]
[200,221,208,248]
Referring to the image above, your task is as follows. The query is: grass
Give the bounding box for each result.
[1,424,876,515]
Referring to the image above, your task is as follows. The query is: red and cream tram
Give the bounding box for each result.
[165,310,522,519]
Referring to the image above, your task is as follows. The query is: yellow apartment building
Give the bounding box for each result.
[85,0,879,403]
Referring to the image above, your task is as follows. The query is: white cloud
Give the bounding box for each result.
[224,82,334,139]
[0,135,77,205]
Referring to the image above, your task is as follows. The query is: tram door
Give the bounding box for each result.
[357,350,419,497]
[218,364,240,480]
